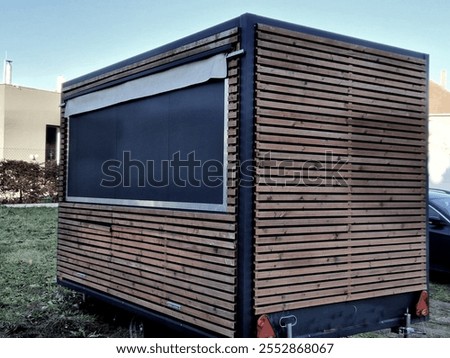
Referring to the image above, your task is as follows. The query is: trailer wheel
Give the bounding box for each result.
[129,316,145,338]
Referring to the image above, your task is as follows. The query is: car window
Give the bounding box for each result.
[430,196,450,220]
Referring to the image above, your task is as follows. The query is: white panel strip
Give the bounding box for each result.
[65,53,227,117]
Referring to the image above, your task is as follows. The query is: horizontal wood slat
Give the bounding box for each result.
[254,24,427,314]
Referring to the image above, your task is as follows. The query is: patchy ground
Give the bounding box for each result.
[1,206,449,338]
[0,207,129,338]
[0,288,130,338]
[355,274,450,338]
[424,297,450,337]
[355,299,450,338]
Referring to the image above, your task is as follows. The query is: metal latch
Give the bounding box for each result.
[279,315,298,338]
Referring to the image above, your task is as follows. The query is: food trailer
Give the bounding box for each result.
[57,13,429,337]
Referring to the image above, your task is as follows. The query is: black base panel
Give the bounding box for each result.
[266,292,428,338]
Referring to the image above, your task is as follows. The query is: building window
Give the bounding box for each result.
[45,125,59,163]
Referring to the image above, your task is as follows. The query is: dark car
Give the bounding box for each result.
[429,189,450,274]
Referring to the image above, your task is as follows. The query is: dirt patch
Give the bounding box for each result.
[0,288,129,338]
[422,299,450,337]
[412,276,450,338]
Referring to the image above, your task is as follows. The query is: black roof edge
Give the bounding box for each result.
[247,13,428,60]
[64,12,428,89]
[63,15,242,88]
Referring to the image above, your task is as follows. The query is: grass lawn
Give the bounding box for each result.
[0,206,128,337]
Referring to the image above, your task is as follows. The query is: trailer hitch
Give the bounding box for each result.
[398,309,415,338]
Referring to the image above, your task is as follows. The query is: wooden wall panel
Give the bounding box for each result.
[57,202,238,336]
[254,24,427,315]
[57,30,240,337]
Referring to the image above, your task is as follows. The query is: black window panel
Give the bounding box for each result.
[67,79,225,207]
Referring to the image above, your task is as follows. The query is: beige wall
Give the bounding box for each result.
[429,114,450,190]
[0,84,60,162]
[0,86,5,158]
[429,82,450,190]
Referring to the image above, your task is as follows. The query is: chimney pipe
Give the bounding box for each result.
[3,59,12,85]
[56,75,65,93]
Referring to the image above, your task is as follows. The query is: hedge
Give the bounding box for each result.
[0,160,58,204]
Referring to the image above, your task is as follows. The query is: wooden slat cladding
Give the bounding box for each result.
[57,45,241,336]
[254,24,427,315]
[57,202,237,336]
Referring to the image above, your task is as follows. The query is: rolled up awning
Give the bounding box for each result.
[64,53,227,117]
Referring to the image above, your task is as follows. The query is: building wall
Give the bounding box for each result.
[429,114,450,190]
[0,86,5,158]
[428,81,450,191]
[0,84,60,162]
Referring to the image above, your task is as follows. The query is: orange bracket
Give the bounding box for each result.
[416,290,429,317]
[256,315,276,338]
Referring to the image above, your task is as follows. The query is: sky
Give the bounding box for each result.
[0,0,449,91]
